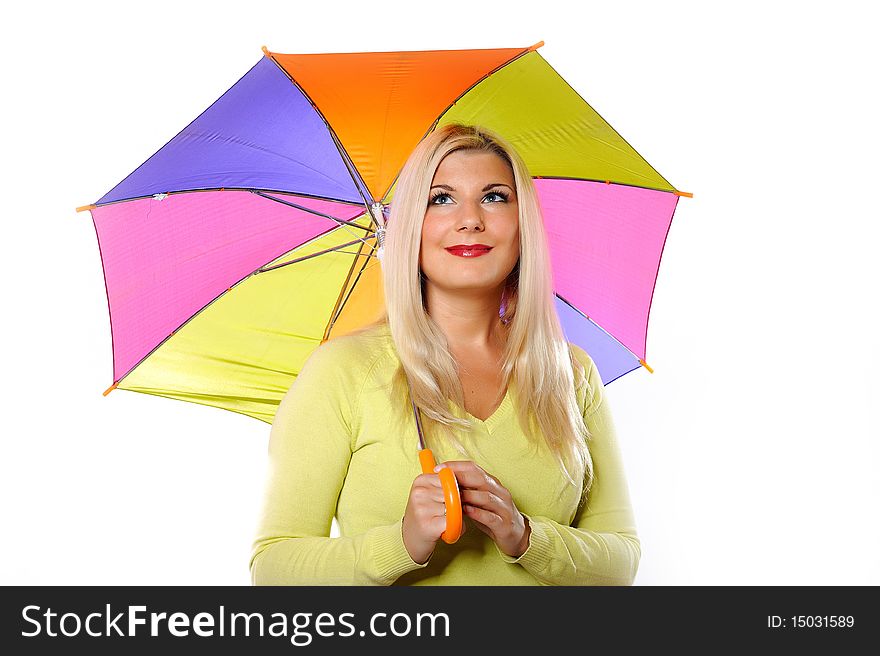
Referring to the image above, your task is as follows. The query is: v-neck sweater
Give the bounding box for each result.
[250,323,640,586]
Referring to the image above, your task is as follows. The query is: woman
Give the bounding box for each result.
[250,123,640,585]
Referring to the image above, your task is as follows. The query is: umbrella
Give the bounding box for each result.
[78,41,690,426]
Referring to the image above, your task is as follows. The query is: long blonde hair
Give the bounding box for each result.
[358,123,593,494]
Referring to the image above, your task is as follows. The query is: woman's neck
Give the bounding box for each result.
[424,283,507,352]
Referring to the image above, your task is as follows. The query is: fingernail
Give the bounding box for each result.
[433,464,445,472]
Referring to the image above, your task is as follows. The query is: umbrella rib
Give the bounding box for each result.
[261,50,374,211]
[379,43,540,201]
[531,52,678,192]
[253,190,378,259]
[79,187,366,213]
[324,237,380,339]
[253,190,373,234]
[327,126,374,208]
[532,175,686,196]
[258,237,375,273]
[555,293,653,371]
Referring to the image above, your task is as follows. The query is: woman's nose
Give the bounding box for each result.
[456,201,485,231]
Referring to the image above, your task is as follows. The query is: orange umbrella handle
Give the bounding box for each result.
[418,448,463,544]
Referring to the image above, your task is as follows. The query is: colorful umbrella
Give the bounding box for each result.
[78,41,690,424]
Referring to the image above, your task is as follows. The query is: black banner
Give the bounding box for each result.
[1,586,874,653]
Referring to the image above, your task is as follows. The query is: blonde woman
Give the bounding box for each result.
[250,123,640,585]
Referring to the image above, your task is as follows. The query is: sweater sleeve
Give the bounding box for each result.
[493,351,641,585]
[249,342,429,585]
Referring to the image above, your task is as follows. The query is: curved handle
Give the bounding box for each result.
[418,449,463,544]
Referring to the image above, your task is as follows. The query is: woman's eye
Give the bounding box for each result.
[429,191,509,205]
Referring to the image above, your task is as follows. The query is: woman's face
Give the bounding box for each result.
[419,149,520,297]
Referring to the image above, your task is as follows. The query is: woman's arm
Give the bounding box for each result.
[249,343,429,586]
[493,352,641,585]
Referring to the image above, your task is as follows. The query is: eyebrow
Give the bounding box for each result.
[430,183,515,192]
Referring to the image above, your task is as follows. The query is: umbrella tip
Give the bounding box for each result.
[103,382,118,396]
[76,204,96,213]
[674,190,694,198]
[262,45,271,57]
[528,41,544,51]
[639,359,654,374]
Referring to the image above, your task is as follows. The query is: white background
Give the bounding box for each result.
[1,0,877,585]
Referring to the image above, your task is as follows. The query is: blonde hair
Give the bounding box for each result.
[358,123,593,495]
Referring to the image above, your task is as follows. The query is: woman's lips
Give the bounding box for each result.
[445,246,493,257]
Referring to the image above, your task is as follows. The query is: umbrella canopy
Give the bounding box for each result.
[79,42,689,423]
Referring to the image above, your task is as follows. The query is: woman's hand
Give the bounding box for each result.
[438,461,531,559]
[402,472,464,564]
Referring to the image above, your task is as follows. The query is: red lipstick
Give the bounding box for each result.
[445,244,493,258]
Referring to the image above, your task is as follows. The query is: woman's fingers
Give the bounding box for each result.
[461,490,510,532]
[414,472,443,488]
[435,460,529,558]
[411,484,445,503]
[460,488,504,512]
[463,504,503,528]
[438,461,508,498]
[402,472,450,563]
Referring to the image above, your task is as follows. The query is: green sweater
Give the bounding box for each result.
[250,323,640,585]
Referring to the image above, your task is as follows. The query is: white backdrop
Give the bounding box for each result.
[2,0,877,585]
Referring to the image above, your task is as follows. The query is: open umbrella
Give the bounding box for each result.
[78,41,690,426]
